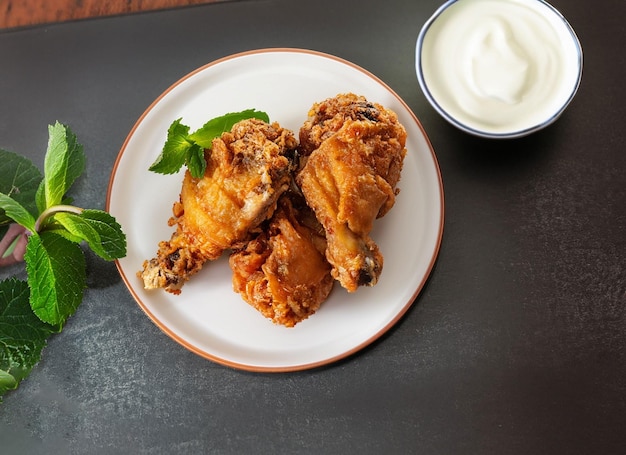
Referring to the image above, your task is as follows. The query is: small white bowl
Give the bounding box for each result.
[416,0,583,139]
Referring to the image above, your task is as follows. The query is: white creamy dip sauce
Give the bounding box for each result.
[419,0,582,135]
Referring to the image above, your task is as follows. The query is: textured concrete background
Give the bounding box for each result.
[1,0,625,453]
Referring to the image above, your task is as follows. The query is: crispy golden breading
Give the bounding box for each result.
[229,196,333,327]
[296,93,407,292]
[138,119,297,294]
[139,94,407,326]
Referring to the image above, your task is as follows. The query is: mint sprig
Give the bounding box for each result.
[0,122,127,400]
[148,109,270,178]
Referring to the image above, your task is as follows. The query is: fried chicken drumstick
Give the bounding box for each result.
[229,195,334,327]
[296,93,407,292]
[139,119,297,294]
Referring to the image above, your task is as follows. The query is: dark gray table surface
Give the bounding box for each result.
[1,0,625,453]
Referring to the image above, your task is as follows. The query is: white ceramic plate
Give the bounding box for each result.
[107,49,444,372]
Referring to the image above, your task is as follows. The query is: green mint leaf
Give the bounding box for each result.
[185,143,206,179]
[188,109,270,147]
[80,210,127,260]
[36,189,74,216]
[53,210,126,261]
[148,118,193,175]
[0,193,36,233]
[0,278,55,400]
[35,181,45,216]
[0,149,43,224]
[25,232,86,326]
[38,226,83,244]
[38,122,85,211]
[149,110,270,176]
[51,212,106,258]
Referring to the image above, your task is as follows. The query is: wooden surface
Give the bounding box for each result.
[0,0,223,29]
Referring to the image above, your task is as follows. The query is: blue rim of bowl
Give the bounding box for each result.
[415,0,584,139]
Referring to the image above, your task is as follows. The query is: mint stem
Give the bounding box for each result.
[33,204,84,233]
